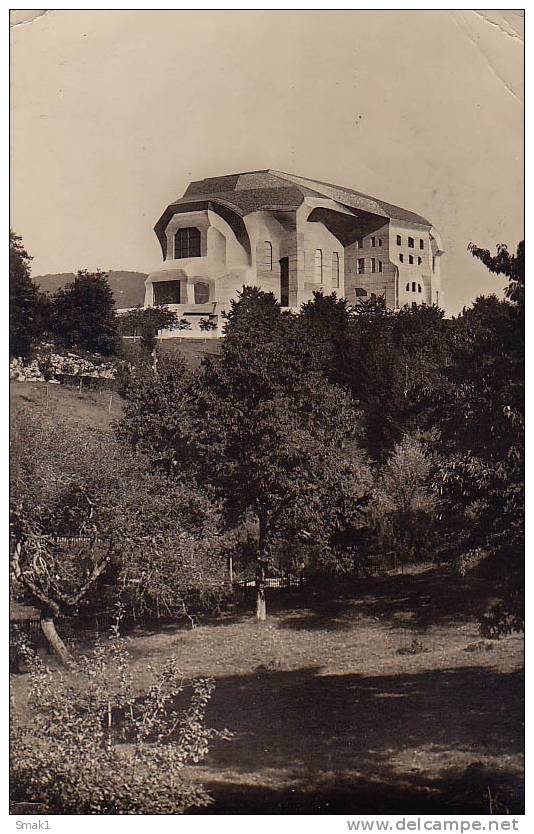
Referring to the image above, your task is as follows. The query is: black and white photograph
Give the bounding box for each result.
[9,7,524,822]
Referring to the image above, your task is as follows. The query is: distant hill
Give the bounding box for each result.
[33,271,148,309]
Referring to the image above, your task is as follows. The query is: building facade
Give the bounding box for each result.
[144,170,444,337]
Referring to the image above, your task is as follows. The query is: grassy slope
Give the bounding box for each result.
[10,381,524,815]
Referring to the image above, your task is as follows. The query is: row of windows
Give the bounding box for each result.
[264,243,342,288]
[356,258,383,275]
[406,282,423,293]
[400,254,423,265]
[353,237,382,249]
[153,279,210,305]
[314,249,340,287]
[397,234,425,250]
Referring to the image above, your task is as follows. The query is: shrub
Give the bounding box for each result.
[11,619,230,814]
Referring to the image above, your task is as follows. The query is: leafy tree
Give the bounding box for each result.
[51,269,120,354]
[11,625,225,813]
[369,434,438,570]
[118,306,191,355]
[10,403,227,666]
[435,241,524,633]
[119,288,373,619]
[199,317,218,335]
[9,230,48,357]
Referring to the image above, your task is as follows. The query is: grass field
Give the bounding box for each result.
[11,569,524,815]
[10,381,524,815]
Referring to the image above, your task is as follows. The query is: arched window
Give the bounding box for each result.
[412,281,416,292]
[332,252,340,288]
[314,249,323,283]
[264,241,273,271]
[418,284,422,293]
[355,287,367,297]
[174,227,201,259]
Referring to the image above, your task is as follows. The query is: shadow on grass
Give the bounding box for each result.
[198,663,523,814]
[272,567,499,633]
[195,764,523,814]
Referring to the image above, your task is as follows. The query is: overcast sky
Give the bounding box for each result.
[10,9,523,315]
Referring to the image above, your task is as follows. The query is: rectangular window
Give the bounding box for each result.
[357,258,365,275]
[396,234,402,246]
[332,252,340,288]
[174,227,201,259]
[417,256,422,265]
[154,280,181,305]
[378,238,382,247]
[371,237,376,247]
[314,249,323,283]
[408,237,415,248]
[409,255,414,265]
[399,254,404,263]
[378,260,383,273]
[420,239,424,249]
[370,258,376,273]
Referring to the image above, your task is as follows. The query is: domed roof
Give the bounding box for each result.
[154,169,431,256]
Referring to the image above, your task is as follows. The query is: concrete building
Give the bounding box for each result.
[144,170,444,337]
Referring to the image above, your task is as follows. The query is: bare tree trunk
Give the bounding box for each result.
[256,512,268,622]
[255,560,266,621]
[40,613,75,670]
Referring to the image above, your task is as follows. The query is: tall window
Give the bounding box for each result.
[314,249,323,283]
[399,254,404,263]
[408,237,415,249]
[264,241,273,271]
[357,258,365,275]
[396,234,402,246]
[378,260,383,273]
[418,256,422,265]
[420,239,424,249]
[418,283,422,293]
[370,258,376,273]
[174,227,201,259]
[412,281,416,292]
[371,237,376,247]
[194,282,209,304]
[409,255,414,265]
[332,252,340,288]
[405,282,410,291]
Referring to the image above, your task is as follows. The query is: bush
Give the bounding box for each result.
[11,620,230,814]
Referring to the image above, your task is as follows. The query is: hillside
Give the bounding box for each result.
[34,270,147,309]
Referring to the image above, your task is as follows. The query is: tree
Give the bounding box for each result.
[118,306,192,355]
[9,230,47,357]
[51,269,120,354]
[119,288,373,620]
[10,403,228,666]
[435,241,524,633]
[369,434,438,570]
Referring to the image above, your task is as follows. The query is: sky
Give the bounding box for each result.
[10,9,523,315]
